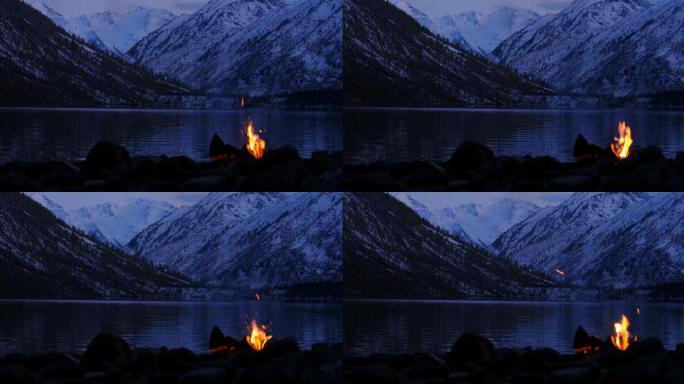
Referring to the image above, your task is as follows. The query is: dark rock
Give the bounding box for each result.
[82,333,131,367]
[255,146,301,171]
[448,141,494,171]
[85,141,131,172]
[574,134,606,162]
[262,338,300,360]
[181,176,228,191]
[346,364,400,384]
[448,334,494,365]
[545,366,598,384]
[0,364,36,384]
[309,344,338,367]
[545,172,598,191]
[180,367,231,384]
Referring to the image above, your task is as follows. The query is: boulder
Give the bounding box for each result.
[82,333,131,367]
[448,333,494,365]
[85,141,130,172]
[448,142,494,171]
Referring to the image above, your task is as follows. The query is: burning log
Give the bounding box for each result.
[573,134,607,162]
[246,320,272,351]
[611,121,634,160]
[610,315,631,351]
[209,134,240,164]
[208,326,240,355]
[573,326,604,355]
[245,120,266,159]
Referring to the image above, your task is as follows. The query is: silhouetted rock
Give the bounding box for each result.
[85,141,131,172]
[448,333,494,365]
[448,141,495,171]
[82,333,131,367]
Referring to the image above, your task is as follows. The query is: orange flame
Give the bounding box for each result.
[246,320,272,351]
[610,314,631,351]
[611,121,634,159]
[245,120,266,159]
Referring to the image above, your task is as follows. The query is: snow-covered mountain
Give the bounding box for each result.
[344,193,552,299]
[390,1,540,54]
[494,0,684,96]
[30,194,176,247]
[390,1,472,50]
[492,193,684,289]
[391,193,475,244]
[0,193,189,299]
[129,193,342,289]
[1,0,189,107]
[393,193,543,246]
[435,8,541,54]
[129,0,342,96]
[345,0,552,107]
[29,2,177,54]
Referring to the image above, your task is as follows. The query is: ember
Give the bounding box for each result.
[555,269,565,276]
[246,320,272,351]
[611,121,634,159]
[245,120,266,159]
[611,314,631,351]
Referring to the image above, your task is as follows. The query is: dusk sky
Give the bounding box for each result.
[401,0,573,16]
[34,0,209,17]
[393,192,574,210]
[31,192,210,209]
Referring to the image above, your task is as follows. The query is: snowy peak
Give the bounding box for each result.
[29,3,177,54]
[388,1,539,53]
[491,193,683,289]
[30,195,176,247]
[129,0,340,96]
[493,0,683,96]
[129,193,341,290]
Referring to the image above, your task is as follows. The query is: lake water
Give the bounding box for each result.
[344,108,684,163]
[0,300,342,354]
[0,108,341,164]
[344,300,684,356]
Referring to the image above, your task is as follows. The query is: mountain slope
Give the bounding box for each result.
[0,0,190,107]
[344,193,552,299]
[129,0,342,97]
[129,193,342,290]
[494,0,684,96]
[390,1,472,50]
[492,193,684,288]
[344,0,553,107]
[30,194,176,247]
[0,193,190,299]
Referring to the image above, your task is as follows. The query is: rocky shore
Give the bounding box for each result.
[0,333,342,384]
[344,139,684,191]
[345,333,684,384]
[0,142,342,191]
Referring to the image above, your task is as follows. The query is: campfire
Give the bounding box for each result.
[574,313,635,355]
[246,320,273,351]
[208,319,273,354]
[245,120,266,159]
[610,121,634,160]
[611,314,631,351]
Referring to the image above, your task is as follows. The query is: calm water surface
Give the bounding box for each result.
[345,108,684,163]
[0,108,341,163]
[345,300,684,356]
[0,300,341,354]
